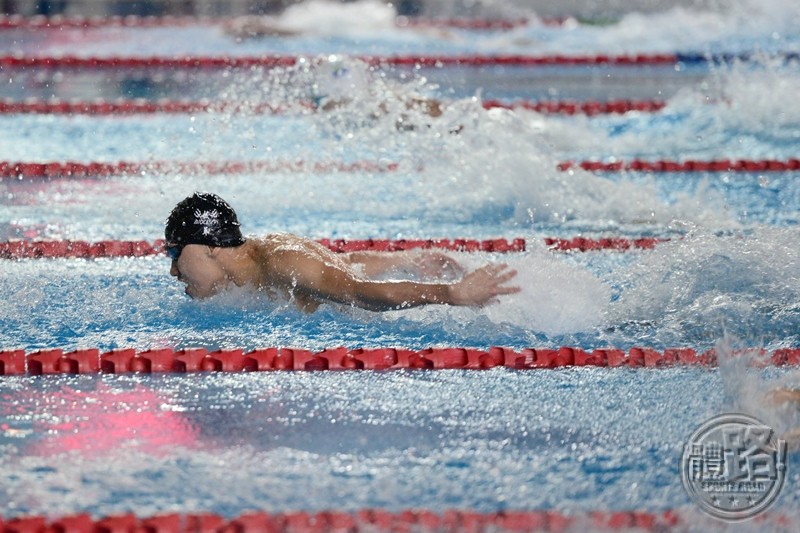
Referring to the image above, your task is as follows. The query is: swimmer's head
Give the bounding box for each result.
[312,56,372,102]
[165,192,245,258]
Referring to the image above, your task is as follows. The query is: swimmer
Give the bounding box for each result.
[765,388,800,446]
[165,192,520,312]
[296,56,452,131]
[223,15,299,39]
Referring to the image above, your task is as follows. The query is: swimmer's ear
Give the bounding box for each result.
[207,246,222,258]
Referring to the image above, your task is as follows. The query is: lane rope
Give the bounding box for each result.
[1,158,798,181]
[6,509,791,533]
[0,160,401,178]
[558,159,800,172]
[1,346,798,375]
[0,238,530,259]
[2,52,788,70]
[0,237,664,259]
[0,14,555,30]
[0,509,755,533]
[0,97,666,116]
[483,98,666,115]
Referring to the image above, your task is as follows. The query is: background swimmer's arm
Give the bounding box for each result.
[270,249,519,311]
[766,388,800,405]
[223,16,299,39]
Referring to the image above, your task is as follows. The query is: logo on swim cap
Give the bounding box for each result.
[194,209,221,236]
[165,193,245,249]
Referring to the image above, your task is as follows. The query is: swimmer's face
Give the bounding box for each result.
[169,244,228,299]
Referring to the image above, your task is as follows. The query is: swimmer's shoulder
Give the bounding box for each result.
[251,233,332,259]
[256,233,317,248]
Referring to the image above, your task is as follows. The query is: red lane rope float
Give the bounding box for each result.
[0,238,530,259]
[0,98,298,115]
[560,158,800,173]
[0,53,682,70]
[483,98,667,115]
[2,158,798,181]
[0,509,731,533]
[0,160,400,179]
[1,346,798,375]
[7,509,778,533]
[0,237,671,259]
[543,236,665,252]
[0,98,666,116]
[0,14,556,30]
[399,16,554,30]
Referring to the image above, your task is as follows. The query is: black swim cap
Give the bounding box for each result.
[165,192,246,249]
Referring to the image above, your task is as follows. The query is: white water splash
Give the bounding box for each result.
[607,227,800,345]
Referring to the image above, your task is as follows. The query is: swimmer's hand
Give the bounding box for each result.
[783,428,800,451]
[448,263,520,307]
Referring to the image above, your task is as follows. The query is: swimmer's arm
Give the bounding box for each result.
[271,250,519,310]
[223,16,298,38]
[344,250,464,279]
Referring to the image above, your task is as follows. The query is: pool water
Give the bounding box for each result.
[1,1,799,530]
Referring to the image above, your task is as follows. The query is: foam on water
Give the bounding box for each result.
[714,336,800,444]
[396,250,611,337]
[2,0,798,57]
[479,0,800,54]
[526,62,800,161]
[268,0,397,36]
[405,104,732,229]
[1,59,742,240]
[604,227,800,350]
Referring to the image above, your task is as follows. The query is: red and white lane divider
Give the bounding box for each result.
[0,160,401,178]
[2,508,755,533]
[0,99,307,115]
[1,158,798,181]
[0,97,666,116]
[0,237,673,259]
[0,53,683,70]
[559,159,800,172]
[542,236,664,251]
[483,98,666,115]
[1,346,798,375]
[0,238,526,259]
[0,14,554,30]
